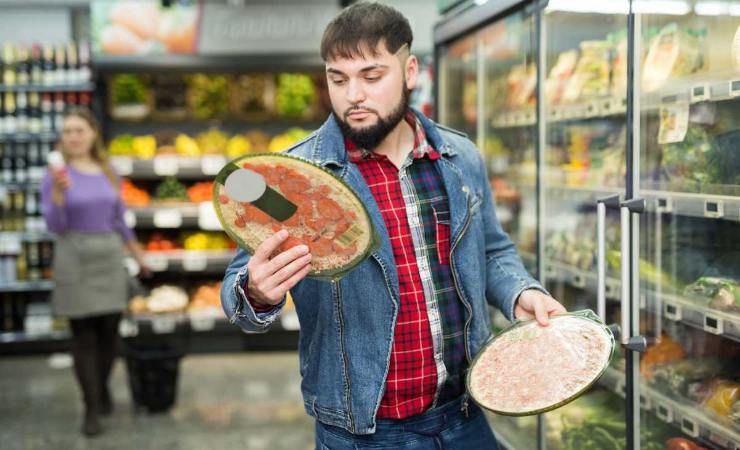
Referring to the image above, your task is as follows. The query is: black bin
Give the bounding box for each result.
[124,344,183,413]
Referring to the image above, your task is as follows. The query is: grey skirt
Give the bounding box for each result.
[52,232,128,319]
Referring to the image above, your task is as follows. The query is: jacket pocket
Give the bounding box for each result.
[432,205,451,266]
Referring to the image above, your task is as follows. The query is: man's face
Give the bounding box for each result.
[326,42,418,150]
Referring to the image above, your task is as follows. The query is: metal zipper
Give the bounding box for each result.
[334,281,355,431]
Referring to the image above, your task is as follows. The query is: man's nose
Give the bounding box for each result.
[346,79,366,105]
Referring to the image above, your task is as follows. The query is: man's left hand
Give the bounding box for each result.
[514,289,567,326]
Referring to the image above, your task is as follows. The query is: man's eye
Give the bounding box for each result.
[365,76,380,82]
[330,78,346,85]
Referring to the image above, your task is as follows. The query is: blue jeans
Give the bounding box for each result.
[315,397,500,450]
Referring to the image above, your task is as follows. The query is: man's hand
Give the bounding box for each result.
[247,229,312,307]
[514,289,567,326]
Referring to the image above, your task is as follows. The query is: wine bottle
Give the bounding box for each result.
[30,44,43,86]
[2,43,16,86]
[53,92,64,131]
[66,42,78,85]
[16,46,30,86]
[15,92,28,133]
[4,93,17,135]
[54,44,65,86]
[28,92,41,134]
[40,93,53,132]
[78,40,91,83]
[14,142,27,184]
[42,45,55,86]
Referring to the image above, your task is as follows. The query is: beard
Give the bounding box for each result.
[333,84,411,151]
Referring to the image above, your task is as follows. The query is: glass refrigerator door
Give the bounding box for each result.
[438,33,479,143]
[480,10,540,450]
[539,3,630,449]
[636,1,740,449]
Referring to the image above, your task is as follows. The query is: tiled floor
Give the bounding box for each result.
[0,352,315,450]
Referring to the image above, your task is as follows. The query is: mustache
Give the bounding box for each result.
[344,106,378,118]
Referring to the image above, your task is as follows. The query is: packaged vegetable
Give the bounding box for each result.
[640,334,686,379]
[702,379,740,418]
[684,277,740,312]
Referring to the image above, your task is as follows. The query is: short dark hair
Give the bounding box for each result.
[320,2,413,61]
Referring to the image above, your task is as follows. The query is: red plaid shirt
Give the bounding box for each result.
[347,112,444,419]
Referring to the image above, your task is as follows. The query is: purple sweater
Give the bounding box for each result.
[41,166,135,242]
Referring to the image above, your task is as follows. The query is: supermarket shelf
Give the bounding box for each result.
[0,231,54,242]
[544,259,740,342]
[0,131,58,142]
[111,156,227,179]
[491,97,627,129]
[106,119,323,138]
[130,205,200,229]
[600,367,740,450]
[0,280,54,293]
[641,190,740,222]
[0,329,70,344]
[0,82,95,93]
[142,250,235,274]
[94,54,325,72]
[122,309,299,337]
[644,72,740,108]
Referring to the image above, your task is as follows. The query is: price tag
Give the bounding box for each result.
[656,403,673,423]
[198,202,223,230]
[201,155,226,175]
[704,314,724,334]
[111,157,133,176]
[145,253,169,272]
[153,209,183,228]
[182,252,208,272]
[152,315,177,334]
[124,209,137,228]
[656,197,672,213]
[680,417,699,438]
[602,99,613,114]
[664,302,682,321]
[584,101,600,118]
[729,79,740,97]
[190,315,216,331]
[571,273,586,289]
[281,310,300,330]
[639,393,652,410]
[118,318,139,337]
[153,156,179,176]
[605,280,618,299]
[524,110,536,124]
[703,200,723,218]
[690,84,710,103]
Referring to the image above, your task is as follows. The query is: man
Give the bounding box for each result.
[221,2,566,449]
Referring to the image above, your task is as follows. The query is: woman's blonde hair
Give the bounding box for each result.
[61,106,119,190]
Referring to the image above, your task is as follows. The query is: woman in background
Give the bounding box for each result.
[41,107,149,437]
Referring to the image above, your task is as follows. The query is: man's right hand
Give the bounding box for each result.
[246,229,312,307]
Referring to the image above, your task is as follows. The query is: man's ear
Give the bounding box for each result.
[405,54,419,91]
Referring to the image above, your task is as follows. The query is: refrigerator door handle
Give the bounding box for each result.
[619,203,631,345]
[596,195,620,322]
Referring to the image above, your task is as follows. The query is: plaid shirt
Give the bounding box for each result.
[347,111,467,419]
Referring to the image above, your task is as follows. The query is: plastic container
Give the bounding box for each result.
[467,309,615,416]
[213,153,380,281]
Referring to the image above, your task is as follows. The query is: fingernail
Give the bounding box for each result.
[278,230,288,238]
[298,245,309,253]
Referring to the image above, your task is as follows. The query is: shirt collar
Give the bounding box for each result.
[345,110,440,163]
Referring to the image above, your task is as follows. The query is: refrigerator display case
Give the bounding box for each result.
[435,1,739,449]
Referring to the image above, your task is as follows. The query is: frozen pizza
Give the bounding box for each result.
[214,153,378,280]
[468,311,614,416]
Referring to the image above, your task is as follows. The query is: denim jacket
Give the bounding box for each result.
[221,109,546,435]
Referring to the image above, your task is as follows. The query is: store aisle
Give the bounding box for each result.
[0,352,314,450]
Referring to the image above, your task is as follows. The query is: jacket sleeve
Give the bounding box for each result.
[221,249,286,333]
[476,151,549,321]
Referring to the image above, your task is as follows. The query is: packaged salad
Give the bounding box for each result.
[468,309,615,416]
[214,153,380,281]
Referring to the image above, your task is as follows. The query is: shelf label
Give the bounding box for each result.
[656,197,672,213]
[571,273,586,289]
[690,84,710,102]
[664,302,682,321]
[601,99,613,114]
[198,202,223,230]
[111,157,133,176]
[145,253,169,272]
[703,200,724,218]
[703,314,724,335]
[605,280,618,299]
[201,155,227,175]
[153,209,183,228]
[182,252,208,272]
[190,315,216,331]
[656,403,673,423]
[680,417,699,438]
[153,156,179,176]
[639,393,652,410]
[124,209,137,228]
[119,318,139,337]
[584,101,600,118]
[281,310,300,331]
[152,315,177,334]
[730,79,740,97]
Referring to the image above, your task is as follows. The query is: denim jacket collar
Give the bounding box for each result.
[309,108,458,169]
